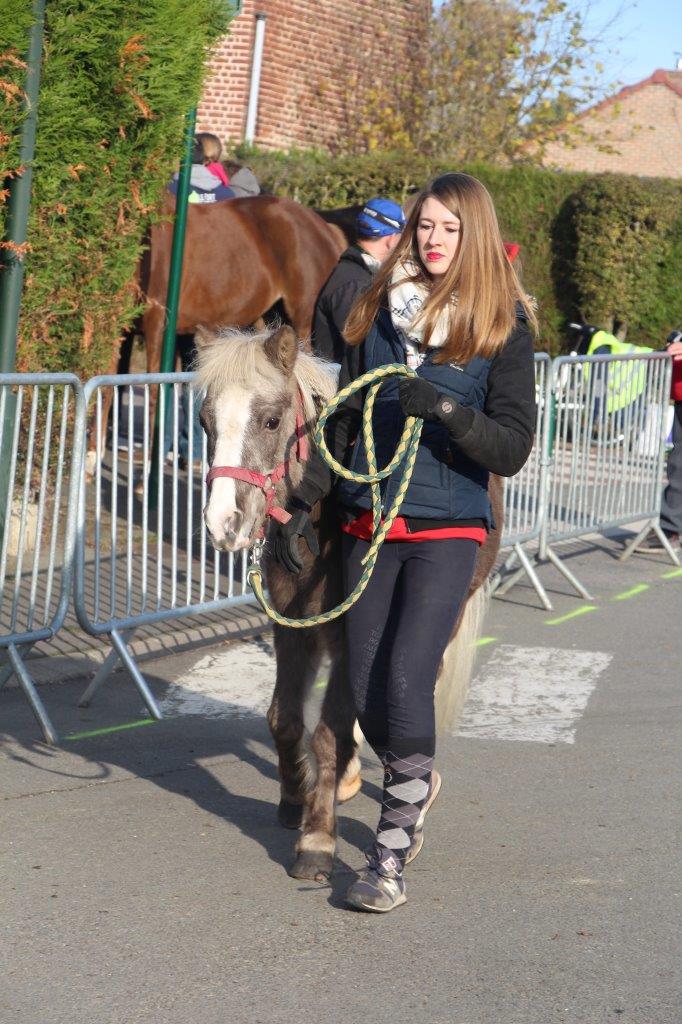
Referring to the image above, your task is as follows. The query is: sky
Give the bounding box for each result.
[433,0,680,93]
[581,0,680,88]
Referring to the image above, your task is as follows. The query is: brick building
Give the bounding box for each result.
[543,69,682,179]
[197,0,431,151]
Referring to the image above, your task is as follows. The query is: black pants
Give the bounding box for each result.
[342,533,478,758]
[661,402,682,535]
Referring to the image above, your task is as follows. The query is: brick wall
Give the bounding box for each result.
[197,0,430,151]
[543,72,682,179]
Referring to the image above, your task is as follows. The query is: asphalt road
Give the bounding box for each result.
[1,534,680,1024]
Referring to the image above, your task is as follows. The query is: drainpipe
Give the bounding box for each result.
[244,12,267,144]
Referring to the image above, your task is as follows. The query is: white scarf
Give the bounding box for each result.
[389,259,453,369]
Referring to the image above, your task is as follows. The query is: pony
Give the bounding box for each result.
[195,323,503,883]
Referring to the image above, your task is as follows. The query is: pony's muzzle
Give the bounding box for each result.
[203,505,246,551]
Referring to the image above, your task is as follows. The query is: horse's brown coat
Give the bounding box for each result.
[143,195,344,365]
[88,197,344,466]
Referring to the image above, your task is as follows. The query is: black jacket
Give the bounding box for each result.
[296,310,536,527]
[312,246,375,363]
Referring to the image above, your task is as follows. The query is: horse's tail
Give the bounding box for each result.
[434,582,490,735]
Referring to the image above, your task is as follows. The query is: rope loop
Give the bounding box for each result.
[248,363,421,628]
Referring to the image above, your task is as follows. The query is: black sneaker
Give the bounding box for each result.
[636,530,679,553]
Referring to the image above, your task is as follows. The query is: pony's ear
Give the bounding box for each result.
[194,325,215,349]
[263,325,298,375]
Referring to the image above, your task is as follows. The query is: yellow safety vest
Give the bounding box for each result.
[586,331,652,414]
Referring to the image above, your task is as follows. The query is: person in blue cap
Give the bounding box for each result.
[312,197,406,364]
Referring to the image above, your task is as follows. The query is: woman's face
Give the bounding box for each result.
[416,196,461,277]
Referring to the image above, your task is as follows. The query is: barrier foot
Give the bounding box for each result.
[0,658,16,691]
[494,562,525,598]
[111,629,163,721]
[493,545,553,611]
[620,520,680,566]
[490,548,520,594]
[0,643,34,690]
[78,629,137,707]
[515,545,553,611]
[544,545,593,600]
[7,643,58,745]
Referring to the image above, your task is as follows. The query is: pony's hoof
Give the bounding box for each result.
[278,799,304,830]
[289,850,333,883]
[336,772,361,804]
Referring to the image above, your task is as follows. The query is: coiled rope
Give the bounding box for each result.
[247,363,422,628]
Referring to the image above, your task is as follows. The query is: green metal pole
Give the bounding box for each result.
[0,0,45,372]
[148,108,196,507]
[0,0,46,541]
[160,107,197,374]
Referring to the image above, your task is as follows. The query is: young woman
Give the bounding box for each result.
[273,172,538,912]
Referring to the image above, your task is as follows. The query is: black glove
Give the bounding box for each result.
[271,509,320,574]
[398,377,443,421]
[399,376,469,436]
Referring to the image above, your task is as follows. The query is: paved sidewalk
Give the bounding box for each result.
[2,531,680,1024]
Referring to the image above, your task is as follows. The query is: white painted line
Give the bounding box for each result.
[457,645,612,745]
[157,642,276,719]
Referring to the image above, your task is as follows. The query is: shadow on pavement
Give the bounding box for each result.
[1,670,380,889]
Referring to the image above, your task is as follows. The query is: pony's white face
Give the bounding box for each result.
[196,325,335,553]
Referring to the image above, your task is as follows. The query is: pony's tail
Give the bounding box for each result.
[434,583,490,735]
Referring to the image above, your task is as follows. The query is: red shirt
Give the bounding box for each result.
[341,509,487,545]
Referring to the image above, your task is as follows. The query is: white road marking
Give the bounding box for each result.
[157,642,276,719]
[457,645,612,744]
[157,640,611,744]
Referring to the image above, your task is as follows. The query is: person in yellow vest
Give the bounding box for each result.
[638,329,682,551]
[585,328,652,417]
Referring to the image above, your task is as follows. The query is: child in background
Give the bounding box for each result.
[167,132,234,203]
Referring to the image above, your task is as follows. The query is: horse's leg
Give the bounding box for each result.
[267,625,320,831]
[337,721,362,803]
[281,296,313,351]
[291,632,356,882]
[85,343,121,478]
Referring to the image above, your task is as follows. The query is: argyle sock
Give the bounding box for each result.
[373,750,435,870]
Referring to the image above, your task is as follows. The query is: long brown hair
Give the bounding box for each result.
[344,173,538,364]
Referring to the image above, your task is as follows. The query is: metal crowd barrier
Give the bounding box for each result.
[2,355,677,741]
[497,351,676,605]
[73,373,255,720]
[544,351,677,592]
[495,353,553,609]
[0,374,86,743]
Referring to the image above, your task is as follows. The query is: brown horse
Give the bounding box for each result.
[86,196,344,471]
[143,195,344,357]
[196,323,503,883]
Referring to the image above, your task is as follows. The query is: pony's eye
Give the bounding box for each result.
[265,416,280,430]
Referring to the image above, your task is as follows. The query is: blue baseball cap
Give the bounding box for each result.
[357,197,406,238]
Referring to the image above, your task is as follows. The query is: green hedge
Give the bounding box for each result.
[239,147,682,352]
[2,0,229,377]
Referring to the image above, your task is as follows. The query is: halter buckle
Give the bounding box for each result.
[251,538,265,568]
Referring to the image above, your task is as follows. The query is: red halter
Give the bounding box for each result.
[205,392,310,528]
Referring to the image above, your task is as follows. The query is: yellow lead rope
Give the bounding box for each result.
[247,363,422,628]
